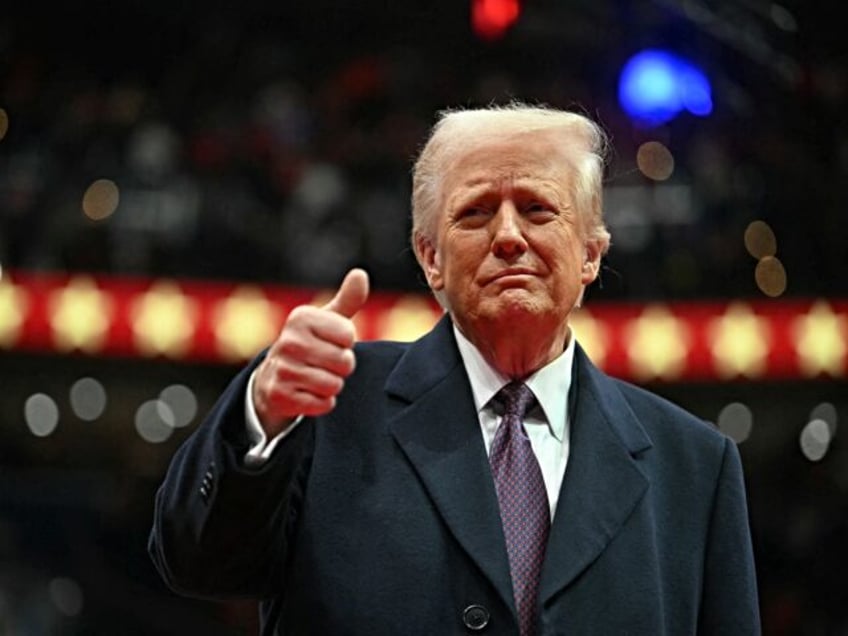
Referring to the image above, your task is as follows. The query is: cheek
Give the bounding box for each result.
[443,255,474,292]
[443,234,486,275]
[543,239,584,286]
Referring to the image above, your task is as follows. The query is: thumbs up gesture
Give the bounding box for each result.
[252,268,369,436]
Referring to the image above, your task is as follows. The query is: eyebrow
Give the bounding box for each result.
[447,176,569,209]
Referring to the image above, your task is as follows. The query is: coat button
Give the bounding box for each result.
[462,604,490,631]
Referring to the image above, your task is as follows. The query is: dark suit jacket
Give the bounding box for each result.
[149,315,760,635]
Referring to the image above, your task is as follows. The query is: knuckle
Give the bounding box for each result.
[338,349,356,375]
[324,374,345,395]
[301,397,335,417]
[274,362,302,383]
[277,334,307,358]
[286,305,314,323]
[339,322,356,346]
[308,372,344,398]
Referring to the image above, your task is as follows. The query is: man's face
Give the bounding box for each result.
[417,131,600,340]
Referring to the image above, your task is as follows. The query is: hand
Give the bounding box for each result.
[252,268,369,436]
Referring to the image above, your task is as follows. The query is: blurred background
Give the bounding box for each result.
[1,0,846,633]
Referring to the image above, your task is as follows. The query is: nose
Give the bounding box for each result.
[491,202,528,260]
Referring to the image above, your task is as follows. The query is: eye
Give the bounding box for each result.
[455,205,491,226]
[523,201,556,219]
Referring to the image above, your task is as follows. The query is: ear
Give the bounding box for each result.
[580,238,603,285]
[414,231,445,291]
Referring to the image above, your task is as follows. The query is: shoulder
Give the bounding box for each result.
[613,378,708,431]
[353,339,411,366]
[608,376,731,467]
[350,316,458,385]
[345,339,413,388]
[575,345,723,450]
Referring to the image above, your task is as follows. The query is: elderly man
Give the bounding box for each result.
[150,104,760,635]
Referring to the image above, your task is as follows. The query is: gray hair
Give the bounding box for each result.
[411,103,612,256]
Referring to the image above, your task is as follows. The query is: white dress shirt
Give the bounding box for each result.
[452,325,573,520]
[243,324,575,519]
[243,372,300,465]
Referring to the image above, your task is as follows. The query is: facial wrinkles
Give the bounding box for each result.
[443,138,563,207]
[446,173,571,226]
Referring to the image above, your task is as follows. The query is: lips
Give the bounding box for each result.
[482,268,537,285]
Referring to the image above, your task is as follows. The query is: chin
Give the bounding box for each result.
[483,293,550,324]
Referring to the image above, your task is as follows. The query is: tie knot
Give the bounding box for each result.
[496,382,536,420]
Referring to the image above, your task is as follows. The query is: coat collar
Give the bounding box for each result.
[385,315,653,618]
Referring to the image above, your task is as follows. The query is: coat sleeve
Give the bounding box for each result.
[148,358,314,599]
[698,436,761,635]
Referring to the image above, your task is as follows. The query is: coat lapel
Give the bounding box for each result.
[386,316,516,614]
[539,346,653,607]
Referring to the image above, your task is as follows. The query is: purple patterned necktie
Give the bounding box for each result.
[489,382,550,636]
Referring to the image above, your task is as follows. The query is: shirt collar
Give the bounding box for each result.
[452,323,575,442]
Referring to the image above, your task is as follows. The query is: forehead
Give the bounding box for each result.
[441,130,576,200]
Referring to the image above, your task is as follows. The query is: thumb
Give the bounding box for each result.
[323,268,370,318]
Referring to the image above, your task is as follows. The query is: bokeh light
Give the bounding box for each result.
[636,141,675,181]
[135,399,175,443]
[159,384,198,428]
[0,108,8,141]
[69,377,108,421]
[24,393,60,437]
[48,577,84,617]
[716,402,753,443]
[618,49,712,126]
[744,220,777,259]
[799,418,831,461]
[770,3,798,31]
[810,402,838,435]
[82,179,120,221]
[755,256,787,297]
[472,0,521,41]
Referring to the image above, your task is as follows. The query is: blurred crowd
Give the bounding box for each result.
[2,2,845,300]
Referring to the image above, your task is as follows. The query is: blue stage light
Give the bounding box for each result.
[618,49,713,126]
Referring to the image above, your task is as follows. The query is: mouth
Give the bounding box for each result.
[482,268,538,285]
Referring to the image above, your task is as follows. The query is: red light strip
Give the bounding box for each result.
[1,270,846,381]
